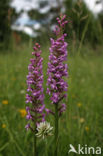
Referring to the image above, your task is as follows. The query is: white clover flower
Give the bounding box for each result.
[36,121,53,139]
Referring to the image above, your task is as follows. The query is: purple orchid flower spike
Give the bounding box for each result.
[25,43,45,131]
[47,14,68,116]
[46,14,68,156]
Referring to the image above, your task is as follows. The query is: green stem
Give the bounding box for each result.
[45,139,48,156]
[34,120,37,156]
[54,104,59,156]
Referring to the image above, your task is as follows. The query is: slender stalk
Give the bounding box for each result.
[34,131,37,156]
[54,103,59,156]
[45,139,48,156]
[34,118,37,156]
[78,13,91,55]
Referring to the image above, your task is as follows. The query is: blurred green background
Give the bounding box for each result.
[0,0,103,155]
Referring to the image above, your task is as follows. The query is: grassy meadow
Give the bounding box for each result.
[0,42,103,156]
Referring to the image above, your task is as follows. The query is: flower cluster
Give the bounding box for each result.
[25,43,45,131]
[36,121,53,139]
[46,15,68,116]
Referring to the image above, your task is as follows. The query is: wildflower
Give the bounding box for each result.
[46,14,68,116]
[36,121,53,139]
[2,124,6,128]
[47,15,68,155]
[19,109,27,117]
[85,126,89,132]
[2,100,8,105]
[20,90,25,94]
[79,118,85,123]
[77,102,82,107]
[25,43,45,131]
[25,123,30,131]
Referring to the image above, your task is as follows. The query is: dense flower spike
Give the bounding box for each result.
[47,15,68,116]
[25,43,45,131]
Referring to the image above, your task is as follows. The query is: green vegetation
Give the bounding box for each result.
[0,43,103,155]
[0,0,11,48]
[0,0,103,155]
[65,0,103,45]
